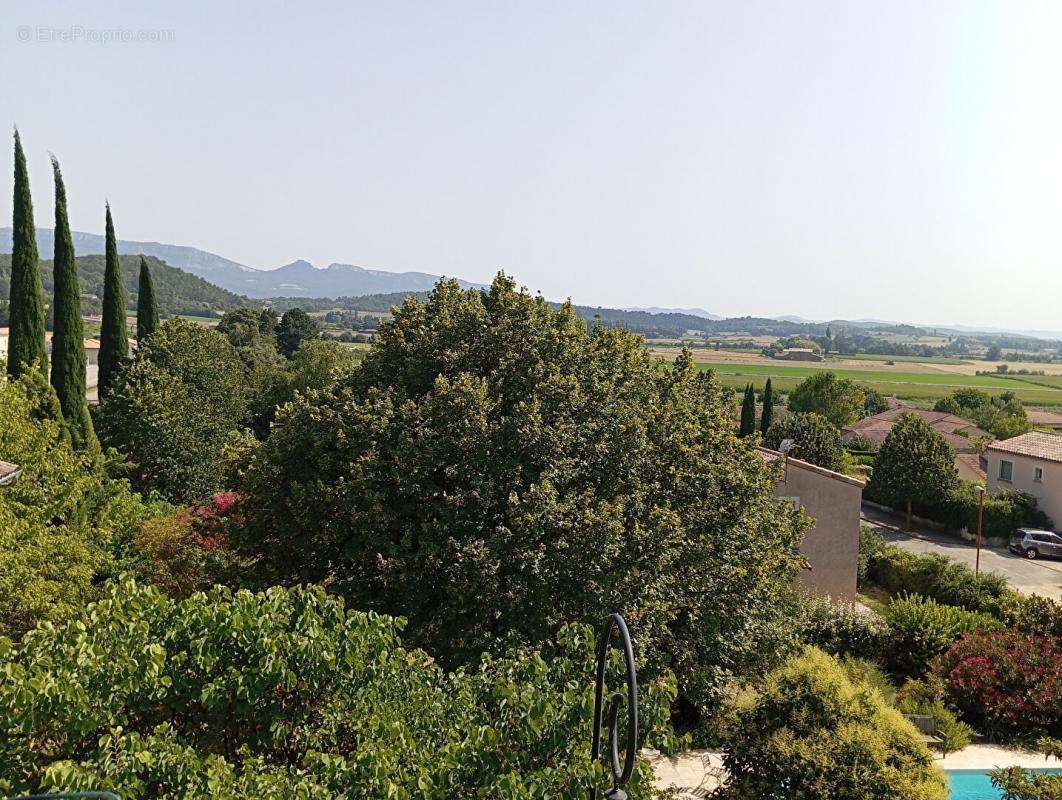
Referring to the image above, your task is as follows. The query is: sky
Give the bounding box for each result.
[3,1,1061,330]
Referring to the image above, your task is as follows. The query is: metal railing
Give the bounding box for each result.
[590,613,638,800]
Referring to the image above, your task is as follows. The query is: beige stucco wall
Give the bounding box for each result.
[773,458,863,601]
[986,451,1061,531]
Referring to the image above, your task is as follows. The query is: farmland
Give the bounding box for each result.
[678,360,1062,407]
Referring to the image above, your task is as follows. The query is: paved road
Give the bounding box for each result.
[861,504,1062,601]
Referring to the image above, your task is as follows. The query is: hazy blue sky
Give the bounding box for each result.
[3,1,1061,329]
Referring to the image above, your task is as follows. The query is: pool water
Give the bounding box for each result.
[948,769,1061,799]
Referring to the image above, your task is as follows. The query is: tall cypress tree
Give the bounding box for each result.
[49,156,97,451]
[98,202,129,393]
[760,377,775,435]
[740,383,757,437]
[7,129,48,377]
[136,255,159,342]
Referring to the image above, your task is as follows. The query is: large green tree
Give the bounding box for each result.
[276,306,319,357]
[788,371,879,428]
[96,318,248,504]
[7,130,47,378]
[230,275,808,713]
[739,383,757,436]
[759,377,774,435]
[866,412,957,529]
[98,203,129,394]
[135,255,159,342]
[764,412,844,471]
[48,156,96,452]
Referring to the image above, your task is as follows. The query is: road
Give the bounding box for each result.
[861,504,1062,601]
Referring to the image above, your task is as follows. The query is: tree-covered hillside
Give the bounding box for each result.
[0,253,253,325]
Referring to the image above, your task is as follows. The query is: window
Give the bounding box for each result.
[1034,467,1044,483]
[999,460,1013,482]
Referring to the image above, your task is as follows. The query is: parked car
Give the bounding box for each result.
[1009,528,1062,560]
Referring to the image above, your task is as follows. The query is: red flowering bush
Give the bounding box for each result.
[934,630,1061,737]
[131,492,240,597]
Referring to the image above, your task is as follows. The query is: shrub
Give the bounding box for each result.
[865,544,1062,637]
[896,678,973,753]
[127,492,239,597]
[229,275,809,714]
[0,368,166,637]
[840,656,897,705]
[858,523,886,587]
[935,630,1061,738]
[796,591,890,661]
[869,545,1009,612]
[884,594,1001,676]
[844,433,878,453]
[998,593,1062,639]
[717,647,948,800]
[0,580,674,798]
[992,767,1062,800]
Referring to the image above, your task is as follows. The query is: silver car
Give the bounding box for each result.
[1009,528,1062,560]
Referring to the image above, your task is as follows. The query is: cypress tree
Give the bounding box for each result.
[760,377,775,435]
[98,202,129,393]
[7,129,48,377]
[740,383,757,437]
[136,255,159,342]
[49,155,97,451]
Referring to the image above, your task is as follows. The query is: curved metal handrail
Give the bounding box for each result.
[590,612,638,800]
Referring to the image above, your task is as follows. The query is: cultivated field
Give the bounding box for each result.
[650,351,1062,407]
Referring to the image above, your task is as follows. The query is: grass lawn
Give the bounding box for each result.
[692,361,1062,406]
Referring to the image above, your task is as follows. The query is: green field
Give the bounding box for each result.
[834,353,971,365]
[693,362,1062,406]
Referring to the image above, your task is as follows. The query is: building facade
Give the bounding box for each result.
[985,431,1062,531]
[761,448,864,600]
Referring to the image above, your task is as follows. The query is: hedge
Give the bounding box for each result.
[864,537,1062,638]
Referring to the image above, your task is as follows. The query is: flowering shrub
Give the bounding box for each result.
[935,630,1061,737]
[129,492,239,596]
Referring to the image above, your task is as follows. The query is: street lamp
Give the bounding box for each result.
[974,485,986,577]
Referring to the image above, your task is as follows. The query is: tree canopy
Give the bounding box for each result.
[0,580,674,799]
[866,412,957,521]
[764,411,844,471]
[787,371,885,428]
[230,274,808,713]
[96,318,249,504]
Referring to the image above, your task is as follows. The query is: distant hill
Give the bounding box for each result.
[624,306,722,320]
[0,253,251,325]
[0,228,483,299]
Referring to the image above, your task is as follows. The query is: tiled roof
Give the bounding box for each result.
[1028,409,1062,426]
[0,460,21,486]
[987,431,1062,464]
[842,408,988,453]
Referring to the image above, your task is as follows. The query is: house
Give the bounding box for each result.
[778,347,824,362]
[760,447,864,601]
[842,408,988,453]
[1,330,101,366]
[1028,409,1062,432]
[985,431,1062,530]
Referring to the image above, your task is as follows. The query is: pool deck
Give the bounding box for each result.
[647,745,1058,796]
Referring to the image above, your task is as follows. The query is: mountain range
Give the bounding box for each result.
[0,228,482,299]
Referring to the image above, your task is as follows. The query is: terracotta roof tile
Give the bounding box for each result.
[987,431,1062,463]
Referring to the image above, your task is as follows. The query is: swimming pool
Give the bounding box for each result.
[948,769,1061,799]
